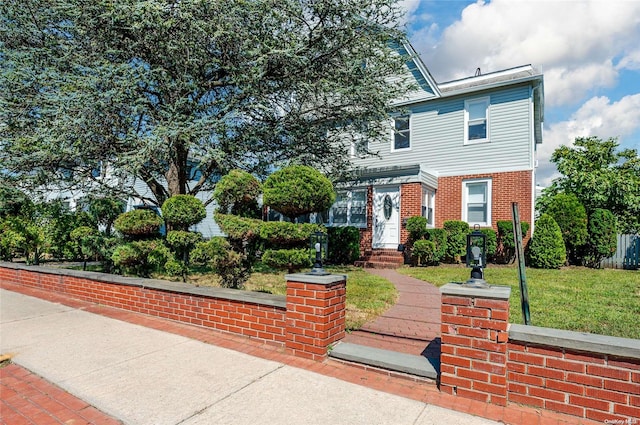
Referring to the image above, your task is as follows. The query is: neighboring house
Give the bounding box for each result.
[323,42,544,262]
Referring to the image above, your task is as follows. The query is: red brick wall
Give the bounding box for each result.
[507,342,640,422]
[440,293,510,406]
[436,170,533,238]
[400,182,423,244]
[440,285,640,422]
[359,186,374,255]
[0,265,346,360]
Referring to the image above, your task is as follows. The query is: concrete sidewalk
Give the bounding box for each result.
[0,289,500,425]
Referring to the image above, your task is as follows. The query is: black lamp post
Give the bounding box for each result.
[309,231,329,275]
[465,225,489,288]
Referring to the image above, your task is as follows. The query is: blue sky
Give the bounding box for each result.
[400,0,640,186]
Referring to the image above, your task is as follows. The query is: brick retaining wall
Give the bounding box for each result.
[0,262,345,361]
[440,283,640,423]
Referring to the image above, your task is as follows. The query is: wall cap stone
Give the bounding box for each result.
[440,282,511,300]
[285,273,347,285]
[509,323,640,360]
[0,261,286,309]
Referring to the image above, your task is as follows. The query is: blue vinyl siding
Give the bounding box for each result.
[353,84,533,176]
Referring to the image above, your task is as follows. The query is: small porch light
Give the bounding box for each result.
[465,224,489,288]
[309,231,329,275]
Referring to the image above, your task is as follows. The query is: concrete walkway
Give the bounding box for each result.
[342,269,441,358]
[0,288,501,425]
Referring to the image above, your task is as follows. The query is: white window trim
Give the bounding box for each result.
[464,97,490,145]
[462,178,492,227]
[422,187,436,228]
[323,189,368,228]
[391,115,411,152]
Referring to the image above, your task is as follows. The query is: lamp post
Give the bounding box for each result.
[309,231,329,275]
[465,225,489,288]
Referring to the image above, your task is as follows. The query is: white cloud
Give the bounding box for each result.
[414,0,640,107]
[537,94,640,186]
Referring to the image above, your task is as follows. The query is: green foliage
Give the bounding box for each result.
[0,219,26,261]
[478,228,497,260]
[214,213,262,241]
[213,169,262,218]
[327,227,360,265]
[263,165,336,220]
[411,239,436,266]
[583,209,618,268]
[164,258,188,277]
[161,195,206,231]
[424,228,447,264]
[69,226,100,262]
[406,216,427,241]
[443,220,469,263]
[262,248,313,273]
[88,197,125,236]
[1,1,410,204]
[543,136,640,233]
[0,186,33,219]
[527,214,566,269]
[259,221,323,248]
[114,209,164,238]
[496,221,530,264]
[166,231,202,254]
[190,237,249,289]
[541,193,588,265]
[112,240,170,277]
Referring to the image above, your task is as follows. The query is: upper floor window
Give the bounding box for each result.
[464,97,489,144]
[462,179,492,227]
[393,115,410,151]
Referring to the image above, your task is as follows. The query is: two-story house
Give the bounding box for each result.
[323,42,544,265]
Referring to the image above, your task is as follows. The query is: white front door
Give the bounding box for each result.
[373,187,400,249]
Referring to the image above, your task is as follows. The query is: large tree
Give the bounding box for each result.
[539,137,640,233]
[0,0,411,205]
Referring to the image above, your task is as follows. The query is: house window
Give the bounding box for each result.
[463,179,491,226]
[393,115,410,151]
[324,189,368,228]
[464,97,489,144]
[422,187,435,227]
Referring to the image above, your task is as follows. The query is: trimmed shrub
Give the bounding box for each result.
[406,216,427,241]
[262,248,313,273]
[191,237,249,288]
[411,239,436,266]
[542,193,588,264]
[259,221,323,248]
[478,228,497,261]
[114,209,164,238]
[212,169,262,218]
[443,220,469,263]
[214,213,262,241]
[327,226,360,265]
[161,195,206,231]
[166,230,202,256]
[112,239,170,276]
[425,228,447,264]
[584,208,617,268]
[263,165,335,220]
[164,258,188,277]
[496,220,530,263]
[527,214,566,269]
[88,197,125,236]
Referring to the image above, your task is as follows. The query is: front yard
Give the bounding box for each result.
[399,264,640,340]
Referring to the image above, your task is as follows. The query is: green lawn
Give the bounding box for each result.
[398,264,640,340]
[179,265,398,332]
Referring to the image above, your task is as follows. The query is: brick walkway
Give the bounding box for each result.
[0,362,122,425]
[1,281,601,425]
[342,268,441,358]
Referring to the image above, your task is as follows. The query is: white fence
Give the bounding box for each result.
[599,233,640,269]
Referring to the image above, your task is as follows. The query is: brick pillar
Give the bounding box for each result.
[285,273,347,361]
[440,283,511,406]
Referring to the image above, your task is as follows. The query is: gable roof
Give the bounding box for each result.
[438,65,543,97]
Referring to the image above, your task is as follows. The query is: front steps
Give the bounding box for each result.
[329,342,439,380]
[354,249,405,269]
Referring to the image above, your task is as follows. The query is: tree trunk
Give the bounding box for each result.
[166,139,188,198]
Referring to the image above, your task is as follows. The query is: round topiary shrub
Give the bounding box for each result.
[263,165,335,220]
[527,214,566,269]
[212,169,262,217]
[114,209,164,238]
[262,248,313,273]
[161,195,206,231]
